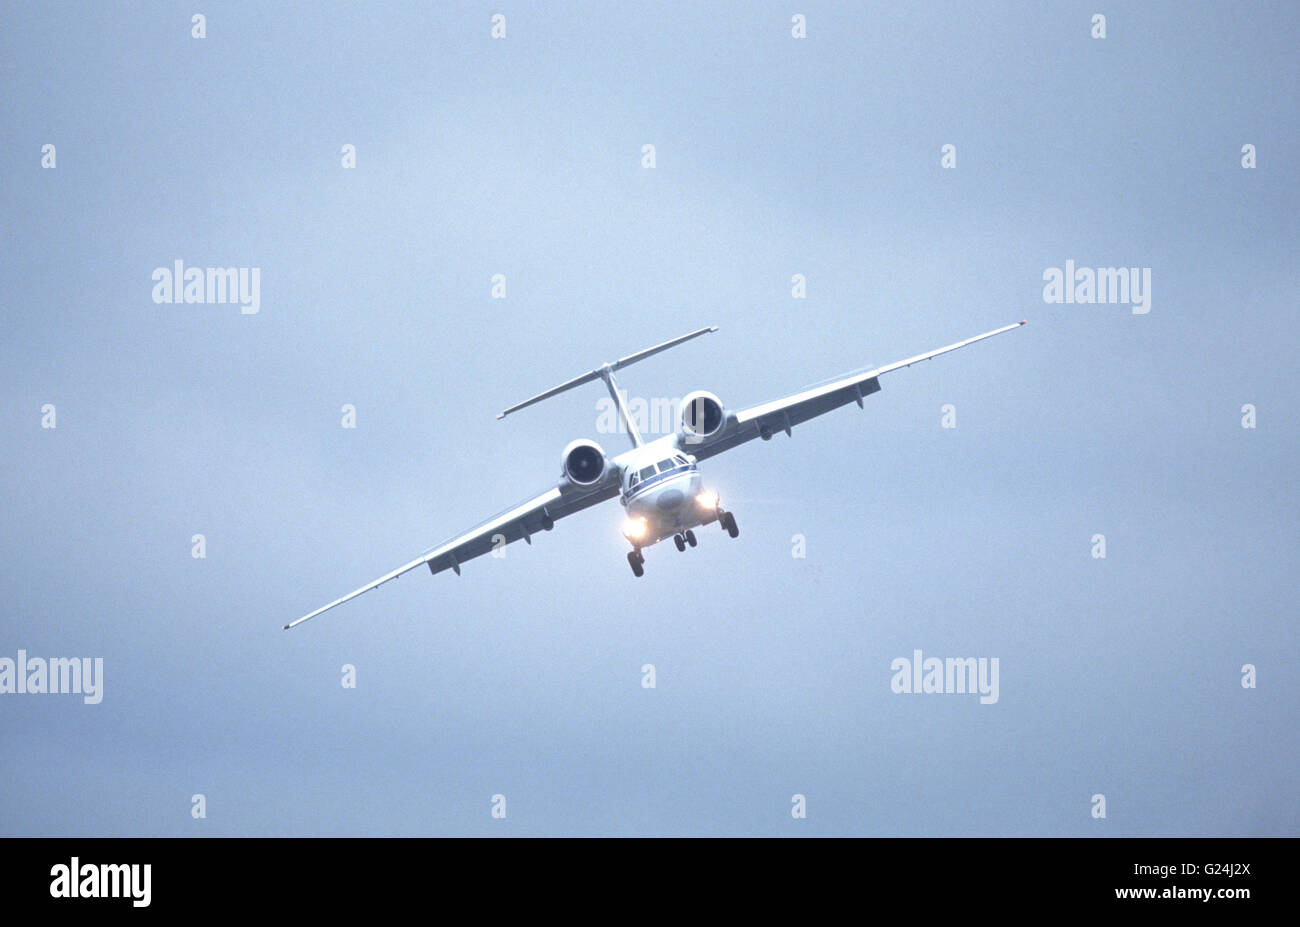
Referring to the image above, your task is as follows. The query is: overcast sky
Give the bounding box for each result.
[1,1,1296,836]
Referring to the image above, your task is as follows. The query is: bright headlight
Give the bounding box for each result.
[623,517,648,539]
[696,490,718,510]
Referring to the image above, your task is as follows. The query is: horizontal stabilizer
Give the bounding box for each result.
[496,326,717,420]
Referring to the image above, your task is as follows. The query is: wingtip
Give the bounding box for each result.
[282,624,291,631]
[495,412,505,420]
[1019,319,1028,325]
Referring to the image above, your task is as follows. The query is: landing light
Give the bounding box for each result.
[696,490,719,510]
[623,517,648,539]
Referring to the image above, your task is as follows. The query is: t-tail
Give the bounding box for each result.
[495,326,718,448]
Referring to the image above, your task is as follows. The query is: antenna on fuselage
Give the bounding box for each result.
[495,326,719,449]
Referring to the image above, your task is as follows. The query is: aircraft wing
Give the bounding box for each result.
[285,481,618,629]
[686,321,1026,461]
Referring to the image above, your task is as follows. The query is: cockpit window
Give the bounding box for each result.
[628,458,692,491]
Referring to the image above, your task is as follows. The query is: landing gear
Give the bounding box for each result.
[720,511,739,538]
[673,534,686,552]
[684,529,697,547]
[627,550,645,577]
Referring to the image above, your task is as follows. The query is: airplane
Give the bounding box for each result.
[285,320,1027,629]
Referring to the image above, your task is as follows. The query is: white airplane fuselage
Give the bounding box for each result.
[611,435,718,549]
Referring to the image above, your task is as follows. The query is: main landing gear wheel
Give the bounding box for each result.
[674,534,686,552]
[627,551,645,577]
[684,529,697,547]
[721,512,739,538]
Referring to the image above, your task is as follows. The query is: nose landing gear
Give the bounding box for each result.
[627,549,645,577]
[719,511,739,538]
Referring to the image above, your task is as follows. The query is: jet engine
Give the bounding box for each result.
[679,390,725,440]
[561,439,607,486]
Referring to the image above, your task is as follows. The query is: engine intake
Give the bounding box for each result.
[680,390,725,439]
[561,439,607,486]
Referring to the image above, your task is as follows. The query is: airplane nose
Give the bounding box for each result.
[656,489,684,511]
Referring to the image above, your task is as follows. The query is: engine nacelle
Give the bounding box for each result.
[679,390,725,440]
[561,438,607,486]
